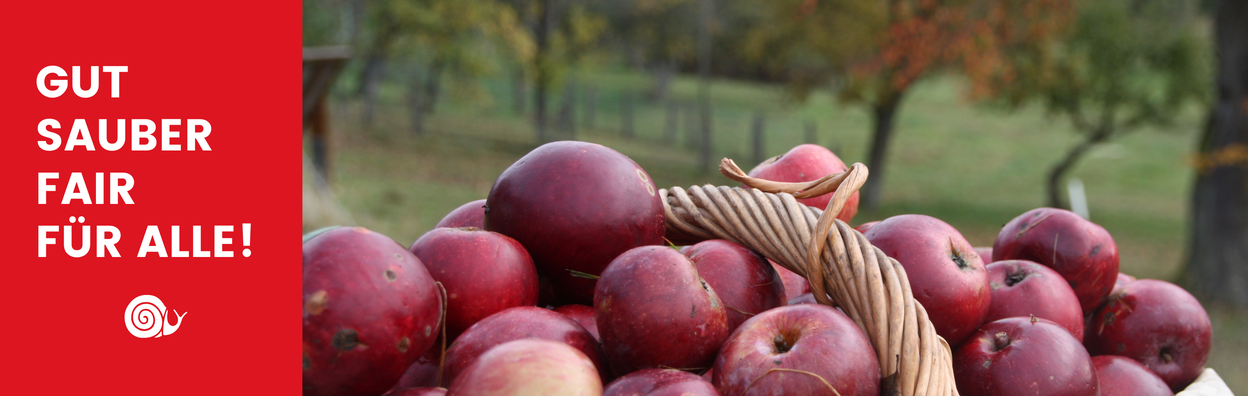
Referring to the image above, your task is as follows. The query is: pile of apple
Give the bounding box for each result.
[303,142,1213,396]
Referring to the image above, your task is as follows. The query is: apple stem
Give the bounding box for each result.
[773,334,792,353]
[993,332,1011,351]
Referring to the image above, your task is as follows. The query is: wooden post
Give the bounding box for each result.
[751,111,765,165]
[663,100,678,144]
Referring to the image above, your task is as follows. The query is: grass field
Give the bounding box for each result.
[305,69,1244,393]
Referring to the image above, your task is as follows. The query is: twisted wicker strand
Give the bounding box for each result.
[659,159,958,396]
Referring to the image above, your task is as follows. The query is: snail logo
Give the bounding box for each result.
[124,295,187,339]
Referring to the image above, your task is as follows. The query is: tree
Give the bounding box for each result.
[975,0,1209,209]
[742,0,1072,208]
[1187,0,1248,306]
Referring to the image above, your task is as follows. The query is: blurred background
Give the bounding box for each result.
[302,0,1246,391]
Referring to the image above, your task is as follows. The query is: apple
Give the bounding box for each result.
[595,246,732,375]
[975,247,994,264]
[554,304,600,341]
[713,304,879,396]
[864,214,990,346]
[485,141,665,305]
[604,369,720,396]
[409,227,539,340]
[1084,280,1211,392]
[954,317,1099,396]
[384,388,447,396]
[435,199,486,229]
[1111,272,1136,294]
[772,259,811,301]
[854,221,879,234]
[303,227,443,396]
[445,339,603,396]
[1093,355,1173,396]
[984,260,1084,341]
[684,240,786,331]
[441,306,611,386]
[747,144,859,223]
[392,340,444,390]
[993,208,1119,314]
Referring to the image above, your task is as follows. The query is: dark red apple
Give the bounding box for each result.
[954,317,1099,396]
[993,208,1119,314]
[1093,355,1173,396]
[445,339,603,396]
[747,144,859,223]
[604,369,720,396]
[684,240,785,331]
[713,304,879,396]
[984,260,1085,341]
[435,199,486,229]
[864,214,990,346]
[384,387,447,396]
[554,304,600,341]
[975,247,994,264]
[771,259,811,301]
[854,221,879,234]
[595,246,731,375]
[1084,280,1211,392]
[303,227,443,396]
[409,227,539,340]
[485,141,665,305]
[441,306,611,386]
[392,340,445,390]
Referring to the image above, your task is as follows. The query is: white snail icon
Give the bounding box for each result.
[124,295,187,338]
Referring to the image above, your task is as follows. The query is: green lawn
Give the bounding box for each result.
[305,69,1243,394]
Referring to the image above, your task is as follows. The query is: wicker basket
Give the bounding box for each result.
[659,159,1233,396]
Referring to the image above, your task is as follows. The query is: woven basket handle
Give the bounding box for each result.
[660,159,958,396]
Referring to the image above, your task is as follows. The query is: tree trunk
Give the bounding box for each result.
[650,61,675,103]
[861,92,905,209]
[1186,0,1248,306]
[357,28,396,128]
[422,62,443,115]
[1046,128,1110,209]
[533,0,552,143]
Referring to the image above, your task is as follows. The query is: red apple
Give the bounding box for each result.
[441,306,611,386]
[984,260,1085,341]
[1093,355,1173,396]
[384,388,447,396]
[303,227,443,396]
[1084,280,1211,392]
[975,247,994,264]
[409,227,539,340]
[864,214,990,346]
[954,317,1099,396]
[1111,272,1136,294]
[392,340,444,390]
[684,240,786,331]
[713,304,879,396]
[604,369,720,396]
[993,208,1119,314]
[554,304,600,341]
[485,141,665,305]
[445,339,603,396]
[595,246,732,375]
[854,221,879,233]
[747,144,859,223]
[772,259,811,301]
[435,199,486,229]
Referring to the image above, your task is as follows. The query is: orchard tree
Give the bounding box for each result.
[974,0,1209,209]
[1188,0,1248,306]
[743,0,1072,208]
